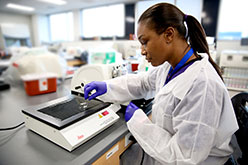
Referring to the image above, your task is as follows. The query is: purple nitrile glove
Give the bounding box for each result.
[125,102,139,122]
[84,81,107,100]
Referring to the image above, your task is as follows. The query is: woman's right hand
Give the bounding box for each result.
[84,81,107,100]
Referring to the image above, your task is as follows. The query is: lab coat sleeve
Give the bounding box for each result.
[98,67,157,103]
[127,77,231,164]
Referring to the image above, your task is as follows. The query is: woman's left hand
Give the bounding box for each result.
[125,102,139,122]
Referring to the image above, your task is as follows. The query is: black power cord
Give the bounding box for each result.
[0,122,25,131]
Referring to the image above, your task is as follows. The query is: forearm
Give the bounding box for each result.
[99,73,155,103]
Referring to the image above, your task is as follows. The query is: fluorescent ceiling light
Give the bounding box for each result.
[37,0,67,5]
[6,3,34,12]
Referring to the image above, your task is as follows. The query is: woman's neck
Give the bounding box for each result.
[170,42,192,69]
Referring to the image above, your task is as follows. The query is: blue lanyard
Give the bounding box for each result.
[165,48,194,85]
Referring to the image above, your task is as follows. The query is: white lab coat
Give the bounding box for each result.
[100,53,239,165]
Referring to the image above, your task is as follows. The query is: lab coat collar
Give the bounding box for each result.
[159,53,209,100]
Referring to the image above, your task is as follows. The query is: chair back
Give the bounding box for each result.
[231,92,248,164]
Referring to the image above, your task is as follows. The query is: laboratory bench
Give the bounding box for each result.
[0,78,133,165]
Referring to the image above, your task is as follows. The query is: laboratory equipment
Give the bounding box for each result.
[22,64,121,152]
[0,23,31,50]
[88,49,123,64]
[22,95,119,152]
[220,50,248,92]
[71,63,127,91]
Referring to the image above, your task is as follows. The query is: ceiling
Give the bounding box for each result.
[0,0,139,15]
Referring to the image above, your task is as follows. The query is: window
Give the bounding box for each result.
[81,4,124,38]
[218,0,248,40]
[49,12,74,42]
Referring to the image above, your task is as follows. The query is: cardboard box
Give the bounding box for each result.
[21,73,57,96]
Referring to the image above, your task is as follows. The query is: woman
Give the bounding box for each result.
[84,3,238,165]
